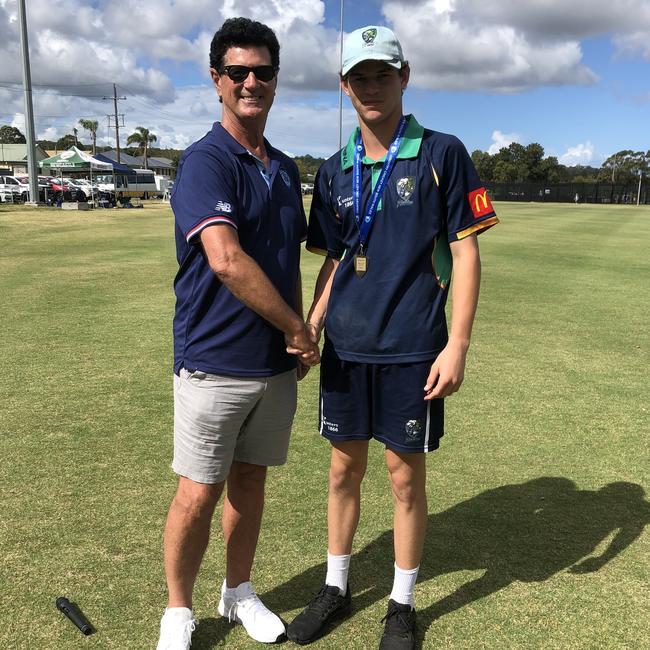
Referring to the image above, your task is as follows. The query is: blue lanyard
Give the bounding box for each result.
[352,115,407,252]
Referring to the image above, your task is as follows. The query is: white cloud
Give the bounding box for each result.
[614,31,650,60]
[560,141,596,166]
[488,130,522,154]
[452,0,650,40]
[10,112,25,130]
[37,126,60,142]
[2,0,650,155]
[383,0,599,92]
[3,0,650,99]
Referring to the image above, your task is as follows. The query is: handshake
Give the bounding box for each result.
[285,321,321,378]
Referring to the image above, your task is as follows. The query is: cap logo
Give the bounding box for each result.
[362,28,377,44]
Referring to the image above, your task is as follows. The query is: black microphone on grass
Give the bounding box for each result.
[56,597,94,635]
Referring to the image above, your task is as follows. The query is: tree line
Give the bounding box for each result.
[472,142,650,185]
[3,124,646,184]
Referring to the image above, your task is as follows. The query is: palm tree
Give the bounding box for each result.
[78,119,99,155]
[126,126,157,169]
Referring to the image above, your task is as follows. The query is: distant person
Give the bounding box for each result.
[156,17,319,650]
[287,25,498,649]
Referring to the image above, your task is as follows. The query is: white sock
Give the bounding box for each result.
[325,552,350,594]
[163,607,193,621]
[389,563,419,607]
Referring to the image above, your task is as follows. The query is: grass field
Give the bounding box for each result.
[0,200,648,649]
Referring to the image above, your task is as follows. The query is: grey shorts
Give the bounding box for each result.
[172,367,297,484]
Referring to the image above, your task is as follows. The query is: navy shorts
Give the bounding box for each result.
[319,355,444,453]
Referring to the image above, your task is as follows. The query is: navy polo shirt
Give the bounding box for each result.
[172,122,307,377]
[307,115,498,363]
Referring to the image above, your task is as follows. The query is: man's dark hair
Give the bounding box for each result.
[209,17,280,71]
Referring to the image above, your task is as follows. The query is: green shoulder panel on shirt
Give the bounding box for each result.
[340,114,424,170]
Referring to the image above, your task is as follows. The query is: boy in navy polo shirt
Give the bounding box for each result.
[287,26,498,649]
[157,18,319,650]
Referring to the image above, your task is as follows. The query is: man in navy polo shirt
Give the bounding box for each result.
[156,18,319,650]
[287,26,498,649]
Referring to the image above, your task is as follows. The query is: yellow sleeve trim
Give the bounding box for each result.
[306,245,329,256]
[456,216,499,240]
[430,162,440,187]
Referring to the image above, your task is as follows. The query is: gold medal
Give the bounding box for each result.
[354,254,367,277]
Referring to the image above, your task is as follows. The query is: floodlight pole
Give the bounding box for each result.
[637,170,642,206]
[337,0,344,151]
[17,0,40,204]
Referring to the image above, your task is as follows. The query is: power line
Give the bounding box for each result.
[0,84,110,98]
[0,80,114,88]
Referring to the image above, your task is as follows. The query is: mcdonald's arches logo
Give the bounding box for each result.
[468,187,494,219]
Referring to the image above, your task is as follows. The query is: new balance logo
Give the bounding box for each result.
[214,201,232,213]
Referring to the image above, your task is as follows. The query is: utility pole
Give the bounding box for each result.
[103,83,125,162]
[17,0,40,204]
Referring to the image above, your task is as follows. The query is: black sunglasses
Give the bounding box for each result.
[220,65,276,83]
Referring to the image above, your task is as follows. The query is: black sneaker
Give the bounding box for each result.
[287,584,352,645]
[378,599,416,650]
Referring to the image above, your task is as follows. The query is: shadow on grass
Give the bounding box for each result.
[190,616,231,648]
[193,477,649,648]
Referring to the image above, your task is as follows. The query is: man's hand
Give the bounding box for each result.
[297,360,311,381]
[306,322,321,344]
[285,323,320,366]
[424,340,468,400]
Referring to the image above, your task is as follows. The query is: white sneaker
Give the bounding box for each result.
[217,580,286,643]
[156,607,197,650]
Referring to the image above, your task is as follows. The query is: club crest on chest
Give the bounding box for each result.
[396,176,415,206]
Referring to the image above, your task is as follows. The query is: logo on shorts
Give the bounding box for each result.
[362,28,377,44]
[405,419,423,441]
[396,176,415,206]
[322,415,339,434]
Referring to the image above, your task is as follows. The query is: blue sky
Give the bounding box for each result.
[1,0,649,164]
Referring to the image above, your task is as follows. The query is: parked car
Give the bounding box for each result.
[15,175,52,201]
[47,177,74,202]
[0,186,19,203]
[75,178,100,194]
[62,178,93,201]
[0,175,28,202]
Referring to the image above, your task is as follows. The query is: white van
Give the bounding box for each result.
[95,169,157,199]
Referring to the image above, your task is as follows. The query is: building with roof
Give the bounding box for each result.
[0,143,49,174]
[101,150,176,179]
